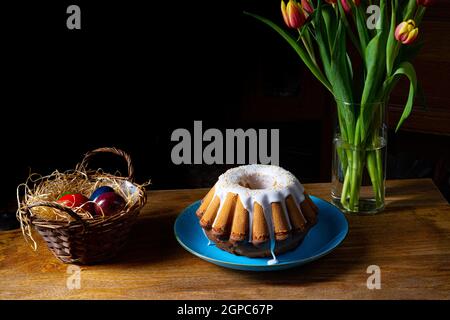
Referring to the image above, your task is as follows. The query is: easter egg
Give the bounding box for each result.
[57,191,72,200]
[57,193,95,214]
[94,192,126,216]
[90,186,115,201]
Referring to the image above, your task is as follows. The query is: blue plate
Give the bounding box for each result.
[174,196,348,271]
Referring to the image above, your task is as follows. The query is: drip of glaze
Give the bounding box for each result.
[267,256,279,265]
[260,201,278,265]
[202,228,215,246]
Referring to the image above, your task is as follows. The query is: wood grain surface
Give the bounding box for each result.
[1,179,449,300]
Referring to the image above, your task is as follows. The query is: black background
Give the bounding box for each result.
[2,0,318,206]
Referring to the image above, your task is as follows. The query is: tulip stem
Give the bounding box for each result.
[414,6,426,25]
[301,37,317,65]
[299,30,317,66]
[340,166,351,207]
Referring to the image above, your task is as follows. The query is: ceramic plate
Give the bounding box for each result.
[174,196,348,271]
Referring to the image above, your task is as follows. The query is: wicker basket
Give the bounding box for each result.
[18,147,147,265]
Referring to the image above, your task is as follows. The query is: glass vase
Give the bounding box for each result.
[331,100,387,214]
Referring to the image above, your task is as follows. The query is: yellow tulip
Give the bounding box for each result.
[395,20,419,45]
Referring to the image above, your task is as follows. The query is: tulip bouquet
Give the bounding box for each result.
[246,0,431,213]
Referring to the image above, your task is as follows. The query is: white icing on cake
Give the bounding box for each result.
[207,164,305,265]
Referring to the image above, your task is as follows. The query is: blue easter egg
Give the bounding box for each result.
[90,186,115,201]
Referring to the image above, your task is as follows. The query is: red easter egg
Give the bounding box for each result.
[93,192,125,216]
[57,193,95,214]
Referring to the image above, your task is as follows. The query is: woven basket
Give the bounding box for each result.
[19,147,147,265]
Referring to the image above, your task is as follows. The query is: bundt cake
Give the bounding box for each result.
[196,164,319,264]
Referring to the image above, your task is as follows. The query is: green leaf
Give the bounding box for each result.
[383,62,417,131]
[361,33,384,106]
[403,0,417,20]
[331,21,355,143]
[394,63,417,131]
[321,4,337,54]
[313,1,332,79]
[337,0,363,59]
[331,21,353,103]
[360,13,389,144]
[244,11,333,93]
[353,3,370,54]
[346,53,353,80]
[360,0,388,124]
[386,0,398,76]
[377,0,389,34]
[415,6,427,25]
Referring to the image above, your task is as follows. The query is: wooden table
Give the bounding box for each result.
[1,179,449,300]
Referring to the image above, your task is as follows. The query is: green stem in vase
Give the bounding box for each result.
[370,104,385,207]
[341,166,351,207]
[347,116,362,210]
[375,148,384,203]
[367,150,381,206]
[349,150,362,211]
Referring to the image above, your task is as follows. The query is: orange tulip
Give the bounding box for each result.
[281,0,306,29]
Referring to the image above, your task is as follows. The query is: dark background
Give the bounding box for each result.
[1,0,449,215]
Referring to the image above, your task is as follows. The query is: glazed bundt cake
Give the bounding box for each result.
[196,164,318,264]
